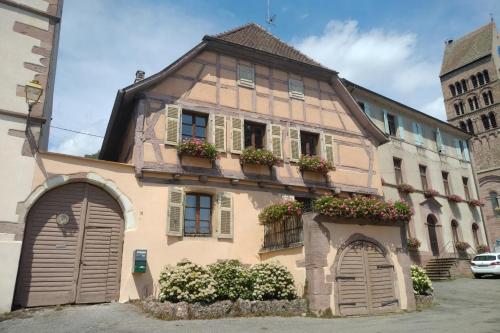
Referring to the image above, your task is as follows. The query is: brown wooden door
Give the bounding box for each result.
[337,241,397,316]
[427,217,439,256]
[15,183,124,308]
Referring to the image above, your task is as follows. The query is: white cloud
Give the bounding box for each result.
[50,0,219,156]
[294,20,445,119]
[420,96,446,121]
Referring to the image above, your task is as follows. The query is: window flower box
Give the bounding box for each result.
[258,200,303,225]
[397,183,415,194]
[407,237,421,250]
[468,199,483,207]
[423,189,439,198]
[240,148,280,167]
[314,195,414,222]
[455,241,470,252]
[297,155,334,175]
[476,244,489,254]
[177,138,219,161]
[446,194,463,203]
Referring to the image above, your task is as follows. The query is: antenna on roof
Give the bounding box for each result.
[490,13,494,23]
[266,0,277,31]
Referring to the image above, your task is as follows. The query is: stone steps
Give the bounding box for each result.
[424,258,458,281]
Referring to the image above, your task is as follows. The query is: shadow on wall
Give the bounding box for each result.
[450,203,462,220]
[133,263,155,300]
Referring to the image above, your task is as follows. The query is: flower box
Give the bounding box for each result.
[397,183,415,194]
[407,237,421,250]
[468,199,483,207]
[240,148,279,167]
[177,138,219,161]
[314,195,414,223]
[297,155,334,175]
[423,189,439,198]
[455,241,470,251]
[476,244,489,254]
[446,194,463,203]
[258,200,303,225]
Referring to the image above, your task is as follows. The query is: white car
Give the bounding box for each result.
[470,253,500,278]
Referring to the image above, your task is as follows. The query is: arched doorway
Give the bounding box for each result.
[14,183,124,307]
[336,240,398,316]
[427,215,439,256]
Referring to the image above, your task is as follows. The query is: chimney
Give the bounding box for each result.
[134,70,145,83]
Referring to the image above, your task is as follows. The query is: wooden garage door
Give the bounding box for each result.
[337,240,398,316]
[14,183,124,308]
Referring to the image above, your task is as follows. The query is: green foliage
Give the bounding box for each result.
[258,200,303,225]
[250,262,297,301]
[240,148,280,167]
[177,138,219,161]
[84,150,100,159]
[411,265,433,296]
[476,244,489,254]
[455,241,471,251]
[407,237,421,250]
[208,260,253,301]
[159,260,217,304]
[314,195,413,222]
[297,155,334,175]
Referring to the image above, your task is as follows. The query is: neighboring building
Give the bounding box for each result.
[440,22,500,252]
[346,80,488,267]
[8,24,416,315]
[0,0,62,312]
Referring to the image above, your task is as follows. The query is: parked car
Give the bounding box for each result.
[470,253,500,278]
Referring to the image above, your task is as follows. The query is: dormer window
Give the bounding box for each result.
[237,64,255,88]
[289,79,304,100]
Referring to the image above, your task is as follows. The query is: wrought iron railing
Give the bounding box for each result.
[262,215,303,251]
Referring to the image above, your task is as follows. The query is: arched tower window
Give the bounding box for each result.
[454,104,460,116]
[477,72,485,86]
[490,191,499,216]
[455,82,463,95]
[459,121,467,132]
[483,92,490,106]
[467,119,474,134]
[473,96,479,109]
[488,90,494,104]
[489,112,497,128]
[449,84,456,97]
[482,114,491,130]
[459,101,465,114]
[483,70,490,83]
[461,79,467,92]
[471,75,478,88]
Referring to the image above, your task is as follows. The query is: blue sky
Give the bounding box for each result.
[49,0,500,156]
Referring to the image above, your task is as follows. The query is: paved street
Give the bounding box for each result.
[1,277,499,333]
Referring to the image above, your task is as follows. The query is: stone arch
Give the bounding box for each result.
[451,219,461,243]
[18,172,135,231]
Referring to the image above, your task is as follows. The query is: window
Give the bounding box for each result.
[472,224,480,248]
[483,70,490,83]
[455,82,462,95]
[244,121,266,149]
[262,213,303,251]
[184,193,212,236]
[454,103,460,116]
[449,85,456,96]
[459,121,467,132]
[471,75,478,88]
[467,119,474,134]
[442,171,451,196]
[296,197,314,213]
[489,112,497,128]
[483,90,494,106]
[490,191,499,215]
[289,79,304,100]
[461,79,468,92]
[357,101,365,111]
[393,158,403,185]
[451,220,459,243]
[454,101,464,115]
[482,114,491,130]
[488,91,494,104]
[477,72,485,86]
[459,101,465,114]
[182,112,208,140]
[300,131,319,156]
[237,64,255,88]
[468,96,479,111]
[419,165,428,191]
[387,113,397,136]
[462,177,470,201]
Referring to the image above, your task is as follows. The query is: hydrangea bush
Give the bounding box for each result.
[297,155,334,175]
[258,200,303,225]
[314,195,413,222]
[240,148,280,167]
[250,262,297,301]
[411,265,433,295]
[177,138,219,161]
[208,260,253,301]
[159,260,217,304]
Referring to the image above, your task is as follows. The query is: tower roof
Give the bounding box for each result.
[440,22,497,76]
[204,23,323,68]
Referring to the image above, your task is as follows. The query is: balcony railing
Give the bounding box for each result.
[262,215,303,251]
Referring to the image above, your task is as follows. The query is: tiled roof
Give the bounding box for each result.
[207,23,323,67]
[440,22,496,76]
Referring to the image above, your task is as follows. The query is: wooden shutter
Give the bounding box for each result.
[289,79,304,99]
[237,65,255,88]
[164,105,181,145]
[383,110,390,134]
[436,128,445,152]
[212,114,226,152]
[217,192,233,239]
[167,188,184,236]
[269,124,283,159]
[462,140,470,161]
[454,139,462,159]
[413,122,423,146]
[397,115,405,139]
[289,127,301,162]
[231,117,244,154]
[321,132,335,165]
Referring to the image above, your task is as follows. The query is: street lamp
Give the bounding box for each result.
[24,79,43,134]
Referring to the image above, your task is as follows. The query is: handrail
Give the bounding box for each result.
[437,240,457,259]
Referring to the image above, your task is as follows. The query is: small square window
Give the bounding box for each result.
[244,121,266,149]
[237,65,255,88]
[387,114,397,136]
[181,111,208,141]
[184,193,212,236]
[300,131,319,156]
[289,79,304,100]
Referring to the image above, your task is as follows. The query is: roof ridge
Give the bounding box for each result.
[211,22,256,38]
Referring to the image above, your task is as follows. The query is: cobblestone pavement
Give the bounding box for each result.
[1,277,499,333]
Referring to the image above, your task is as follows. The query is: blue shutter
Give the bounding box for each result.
[462,140,470,161]
[397,115,405,139]
[413,122,423,145]
[454,139,462,159]
[436,128,444,152]
[383,110,389,134]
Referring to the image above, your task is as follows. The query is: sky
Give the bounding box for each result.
[49,0,500,156]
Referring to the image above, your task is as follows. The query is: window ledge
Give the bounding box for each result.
[259,242,303,254]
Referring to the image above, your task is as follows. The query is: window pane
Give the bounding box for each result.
[200,208,210,220]
[182,124,193,137]
[195,116,206,127]
[184,220,196,234]
[182,114,192,124]
[196,126,206,138]
[200,196,211,208]
[199,220,210,234]
[185,195,196,207]
[184,207,196,220]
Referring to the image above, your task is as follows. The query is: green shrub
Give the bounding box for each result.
[250,262,297,300]
[208,260,253,301]
[258,200,303,225]
[411,265,433,295]
[158,260,217,304]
